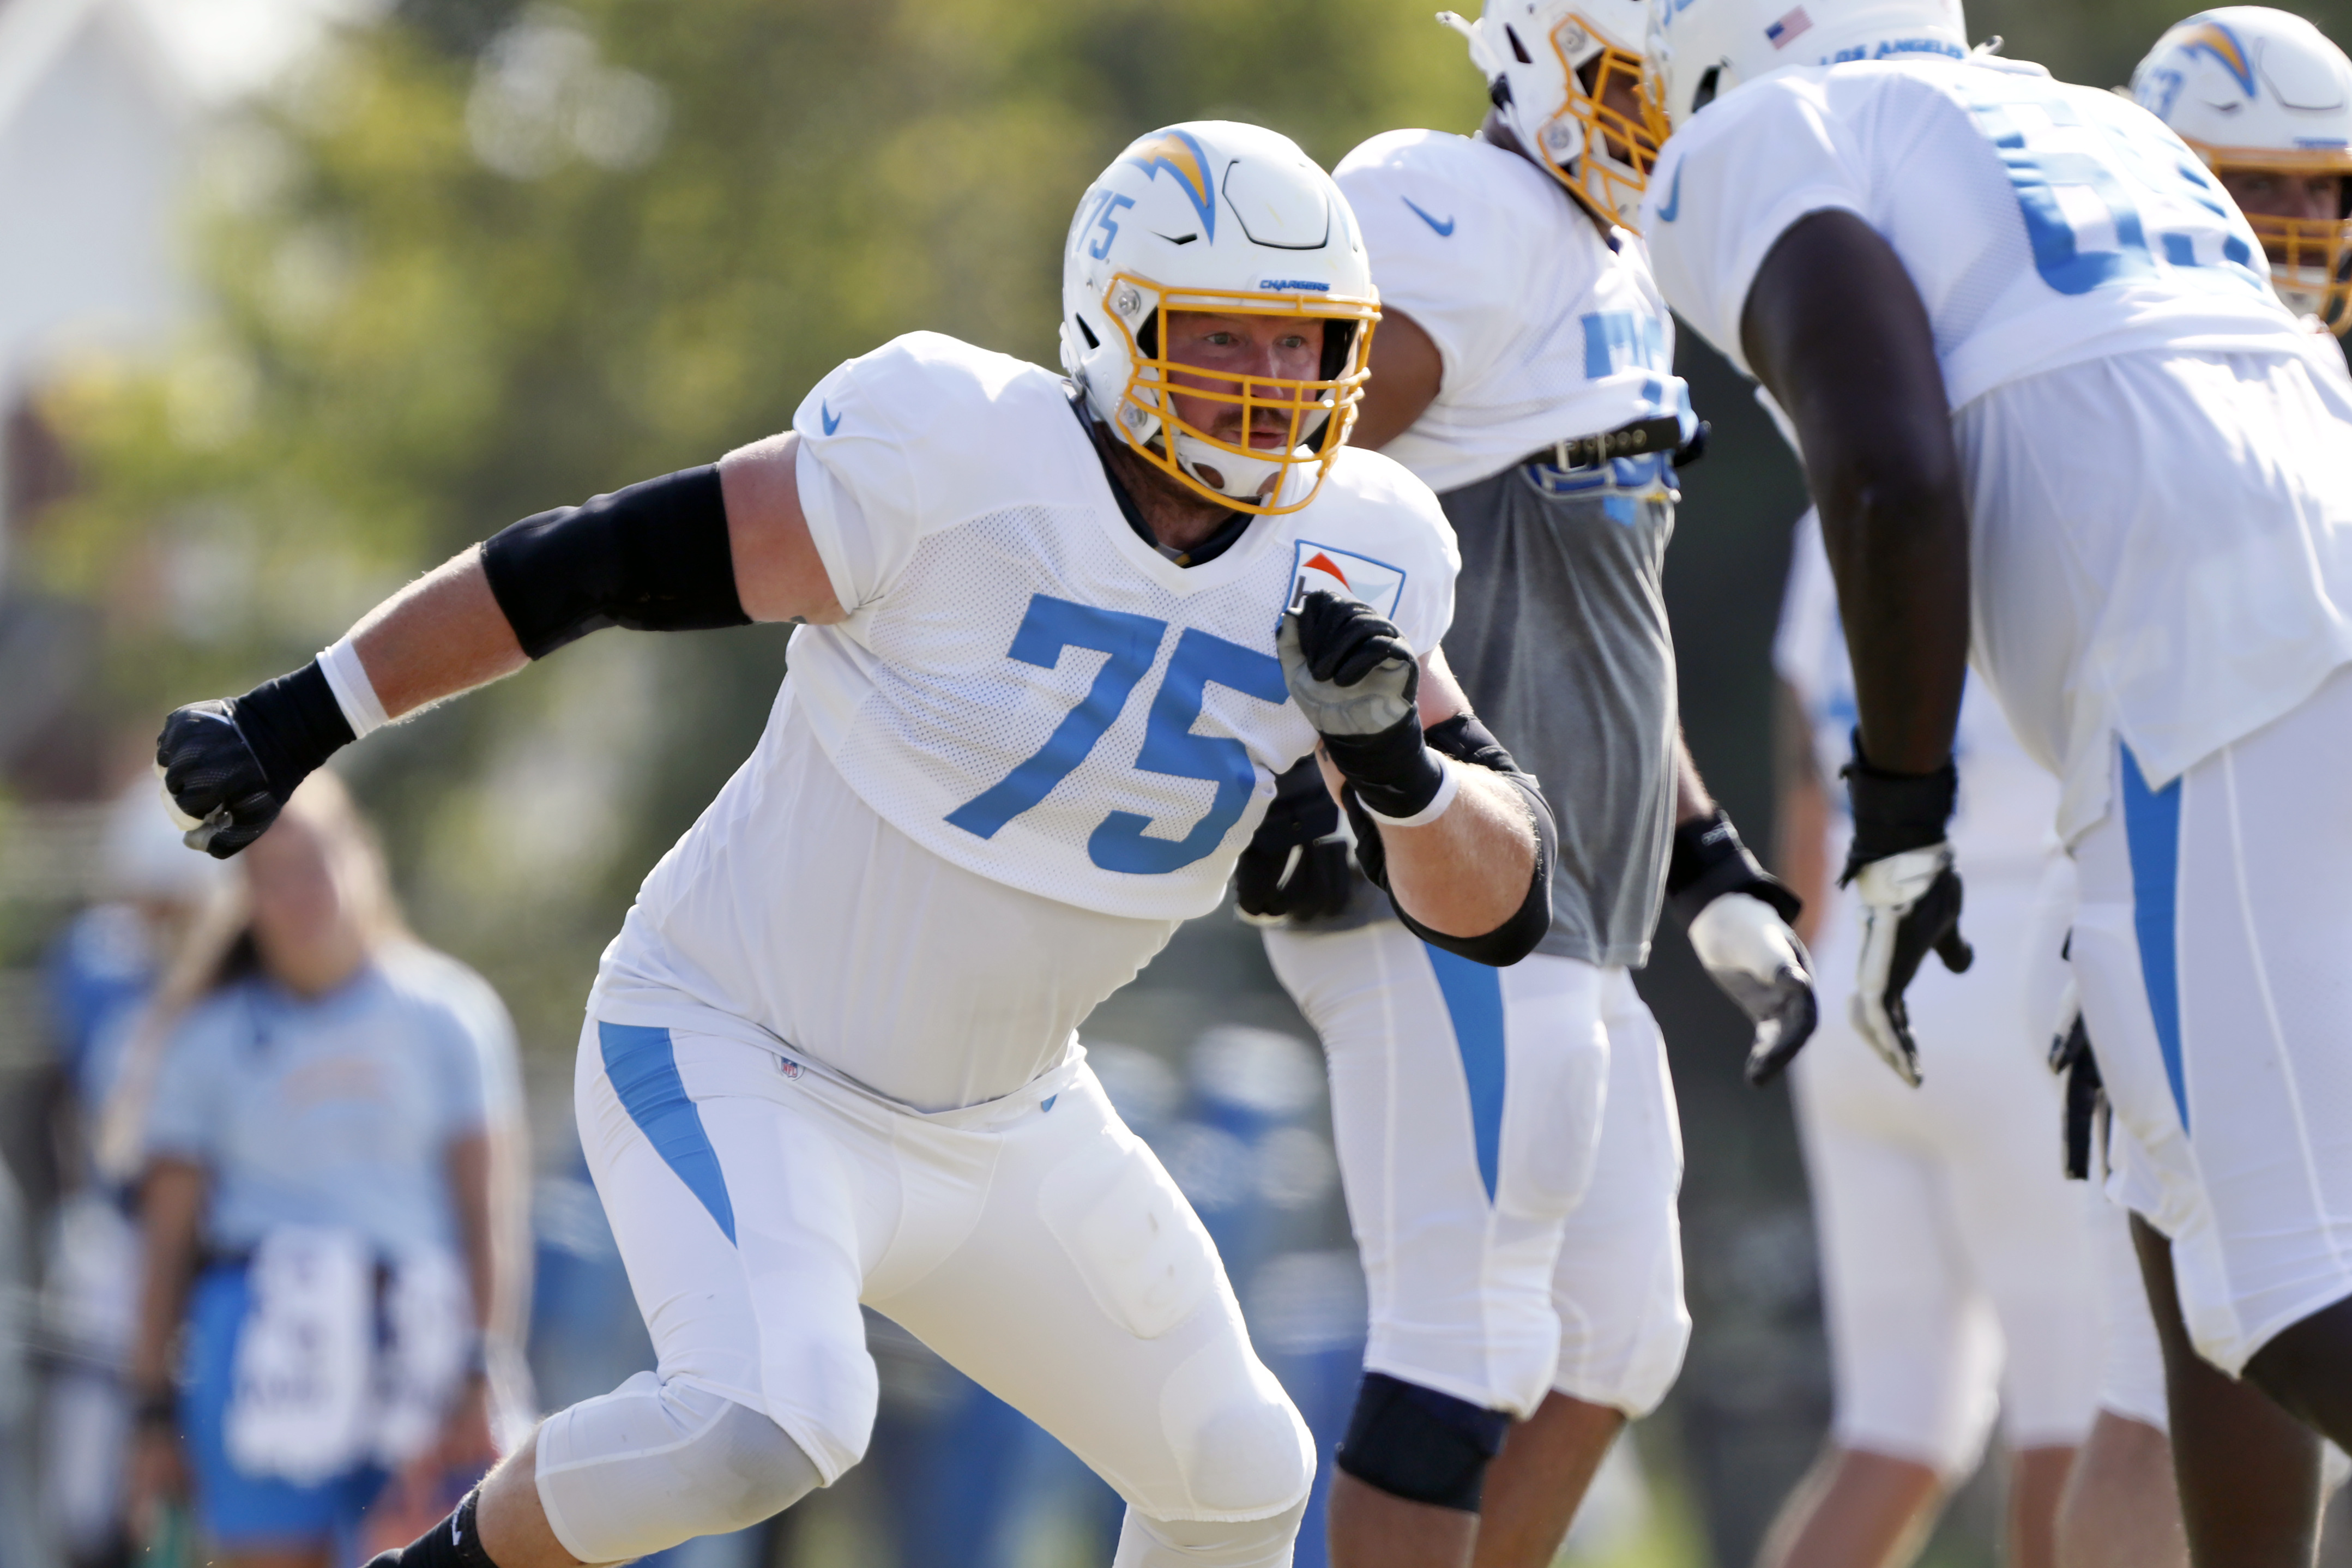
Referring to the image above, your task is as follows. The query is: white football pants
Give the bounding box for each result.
[1795,855,2101,1477]
[2073,662,2352,1376]
[1263,927,1689,1419]
[556,1018,1313,1565]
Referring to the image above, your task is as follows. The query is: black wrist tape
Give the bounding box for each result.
[1839,728,1958,881]
[1319,712,1446,820]
[231,661,355,805]
[481,465,749,659]
[1666,807,1801,927]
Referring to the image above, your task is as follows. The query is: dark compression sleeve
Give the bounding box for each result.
[1346,712,1554,967]
[480,465,750,659]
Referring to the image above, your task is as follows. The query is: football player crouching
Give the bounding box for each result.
[157,121,1553,1568]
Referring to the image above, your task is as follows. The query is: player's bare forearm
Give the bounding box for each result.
[1349,306,1444,453]
[350,547,528,720]
[1378,763,1539,936]
[1321,646,1538,937]
[1742,211,1967,775]
[1773,678,1833,948]
[1673,727,1717,825]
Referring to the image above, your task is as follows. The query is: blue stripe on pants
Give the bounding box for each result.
[598,1022,738,1243]
[1422,944,1507,1202]
[2120,746,2190,1133]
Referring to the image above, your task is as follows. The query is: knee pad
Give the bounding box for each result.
[535,1374,822,1562]
[1112,1494,1310,1568]
[1334,1372,1512,1513]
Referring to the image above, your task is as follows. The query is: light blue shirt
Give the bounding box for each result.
[145,944,516,1258]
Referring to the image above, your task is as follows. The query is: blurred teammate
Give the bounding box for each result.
[120,775,521,1568]
[1237,10,1813,1564]
[2054,14,2352,1566]
[1764,511,2094,1568]
[1640,6,2352,1568]
[155,122,1551,1568]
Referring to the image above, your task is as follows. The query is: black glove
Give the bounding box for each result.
[1235,758,1353,925]
[156,662,354,859]
[1666,809,1818,1085]
[1275,590,1445,821]
[2048,987,2104,1183]
[1839,734,1973,1085]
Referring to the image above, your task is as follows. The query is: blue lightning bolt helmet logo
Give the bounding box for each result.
[1124,128,1218,241]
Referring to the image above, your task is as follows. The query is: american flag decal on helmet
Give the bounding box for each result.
[1766,6,1813,47]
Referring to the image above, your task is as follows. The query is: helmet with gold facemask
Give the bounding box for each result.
[2134,8,2352,335]
[1060,122,1380,515]
[1439,2,1661,229]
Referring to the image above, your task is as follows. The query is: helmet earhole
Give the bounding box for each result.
[1319,322,1356,382]
[1693,66,1722,113]
[1075,316,1100,351]
[1503,23,1533,64]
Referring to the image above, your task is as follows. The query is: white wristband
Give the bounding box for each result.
[1362,757,1460,828]
[318,635,390,739]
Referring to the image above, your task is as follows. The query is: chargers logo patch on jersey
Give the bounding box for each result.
[1288,542,1407,619]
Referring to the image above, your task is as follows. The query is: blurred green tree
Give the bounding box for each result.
[28,0,1486,1052]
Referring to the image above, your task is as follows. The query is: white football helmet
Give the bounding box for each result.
[1437,2,1661,227]
[2133,8,2352,334]
[1645,0,1969,131]
[1060,122,1380,515]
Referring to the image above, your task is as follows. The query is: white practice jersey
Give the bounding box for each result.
[1774,510,2058,886]
[594,332,1457,1109]
[1642,56,2310,410]
[1336,130,1694,494]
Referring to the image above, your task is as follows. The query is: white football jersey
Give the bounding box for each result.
[593,333,1457,1107]
[781,333,1456,920]
[1774,510,2058,886]
[1336,130,1694,495]
[1642,56,2308,409]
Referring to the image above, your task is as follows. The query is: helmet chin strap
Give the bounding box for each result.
[1171,430,1287,503]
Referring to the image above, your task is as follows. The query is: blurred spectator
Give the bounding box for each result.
[108,775,526,1568]
[0,1154,40,1568]
[37,779,226,1568]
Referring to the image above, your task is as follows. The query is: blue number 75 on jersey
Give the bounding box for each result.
[944,594,1290,874]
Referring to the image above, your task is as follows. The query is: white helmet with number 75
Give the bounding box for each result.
[1643,0,1968,132]
[1060,121,1380,516]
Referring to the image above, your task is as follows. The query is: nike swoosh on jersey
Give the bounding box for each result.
[822,402,843,435]
[1654,165,1682,224]
[1401,197,1456,237]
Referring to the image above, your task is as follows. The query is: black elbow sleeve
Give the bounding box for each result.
[480,465,750,659]
[1345,713,1556,967]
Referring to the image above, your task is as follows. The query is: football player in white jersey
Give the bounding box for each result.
[2052,13,2352,1567]
[1640,5,2352,1568]
[1232,8,1817,1565]
[150,122,1555,1568]
[1764,509,2096,1568]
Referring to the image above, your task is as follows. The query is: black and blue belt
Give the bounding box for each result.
[1522,415,1709,472]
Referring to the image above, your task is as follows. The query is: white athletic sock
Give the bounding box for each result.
[1111,1494,1310,1568]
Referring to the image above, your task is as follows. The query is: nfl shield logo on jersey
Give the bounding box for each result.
[1288,541,1407,619]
